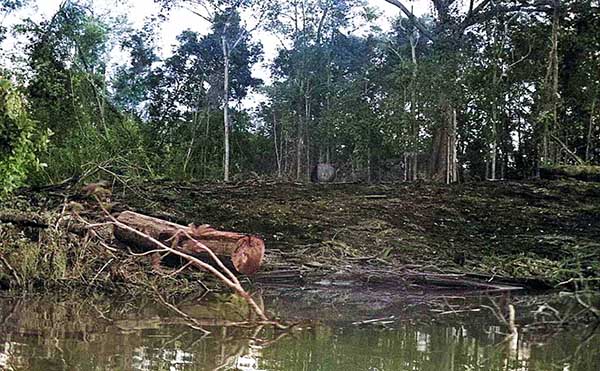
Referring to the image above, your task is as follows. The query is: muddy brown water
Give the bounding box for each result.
[0,287,598,371]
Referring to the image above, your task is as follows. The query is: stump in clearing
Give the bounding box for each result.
[311,163,336,183]
[113,211,264,275]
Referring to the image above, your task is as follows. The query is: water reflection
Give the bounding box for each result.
[0,295,597,370]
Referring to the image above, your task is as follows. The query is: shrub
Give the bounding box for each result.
[0,76,51,198]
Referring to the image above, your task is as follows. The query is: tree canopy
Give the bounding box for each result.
[0,0,598,187]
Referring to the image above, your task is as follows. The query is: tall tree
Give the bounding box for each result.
[265,0,370,180]
[112,22,159,114]
[157,0,268,181]
[141,25,260,178]
[382,0,559,181]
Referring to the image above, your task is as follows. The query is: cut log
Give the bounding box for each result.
[114,211,264,275]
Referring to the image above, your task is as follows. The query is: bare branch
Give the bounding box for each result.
[470,0,493,17]
[231,0,270,51]
[183,5,213,22]
[382,0,434,41]
[508,43,532,69]
[316,1,332,44]
[460,0,554,32]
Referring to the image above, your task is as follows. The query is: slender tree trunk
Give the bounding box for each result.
[491,124,497,180]
[282,131,288,177]
[586,97,596,162]
[202,104,211,179]
[283,131,288,177]
[183,114,197,175]
[183,95,203,176]
[222,37,231,182]
[351,153,356,181]
[367,145,372,183]
[551,5,560,164]
[296,116,302,181]
[403,152,408,181]
[409,29,419,181]
[446,132,450,184]
[452,108,458,182]
[541,3,560,166]
[273,112,282,178]
[412,152,418,180]
[490,69,498,180]
[445,106,458,184]
[305,95,311,181]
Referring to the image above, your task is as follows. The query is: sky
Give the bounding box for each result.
[1,0,432,107]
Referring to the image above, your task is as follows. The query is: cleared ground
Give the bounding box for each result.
[119,178,600,289]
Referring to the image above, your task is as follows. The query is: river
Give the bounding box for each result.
[0,288,598,370]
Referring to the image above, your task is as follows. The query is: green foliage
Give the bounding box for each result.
[14,1,154,183]
[0,76,50,198]
[39,116,153,182]
[0,0,598,184]
[0,0,29,41]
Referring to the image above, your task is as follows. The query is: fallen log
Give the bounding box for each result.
[113,211,264,275]
[540,165,600,182]
[406,273,524,291]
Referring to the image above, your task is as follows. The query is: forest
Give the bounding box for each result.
[0,0,597,188]
[0,1,600,370]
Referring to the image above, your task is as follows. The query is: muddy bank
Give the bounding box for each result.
[1,178,598,294]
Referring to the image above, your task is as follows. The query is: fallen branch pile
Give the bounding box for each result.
[1,200,272,324]
[91,207,272,323]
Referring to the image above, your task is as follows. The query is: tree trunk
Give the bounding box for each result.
[273,112,282,177]
[490,69,498,180]
[587,97,596,162]
[114,211,265,276]
[403,152,408,181]
[431,99,456,182]
[367,145,372,183]
[296,117,302,181]
[451,108,458,182]
[222,37,231,182]
[305,94,311,182]
[202,104,211,179]
[409,28,419,181]
[430,125,447,181]
[183,95,203,176]
[412,152,418,180]
[541,4,560,166]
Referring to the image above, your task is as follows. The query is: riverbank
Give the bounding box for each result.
[1,178,599,294]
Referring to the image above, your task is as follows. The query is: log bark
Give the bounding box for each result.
[114,211,264,275]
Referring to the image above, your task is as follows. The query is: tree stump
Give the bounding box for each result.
[315,163,336,182]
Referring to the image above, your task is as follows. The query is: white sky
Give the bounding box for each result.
[1,0,432,107]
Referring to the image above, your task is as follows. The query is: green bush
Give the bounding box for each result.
[0,76,51,198]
